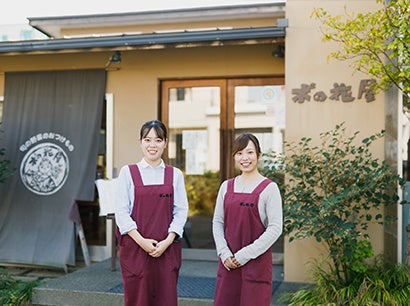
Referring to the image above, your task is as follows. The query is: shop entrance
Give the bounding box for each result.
[161,77,285,253]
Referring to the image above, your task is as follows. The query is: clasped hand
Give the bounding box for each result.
[139,237,171,258]
[223,256,241,271]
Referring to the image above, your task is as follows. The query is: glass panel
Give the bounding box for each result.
[234,85,285,154]
[168,86,220,249]
[234,84,286,253]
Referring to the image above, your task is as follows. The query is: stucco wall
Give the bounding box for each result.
[285,0,390,282]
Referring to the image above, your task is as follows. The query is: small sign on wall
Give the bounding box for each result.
[291,79,376,104]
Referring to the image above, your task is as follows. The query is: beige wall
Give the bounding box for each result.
[285,0,389,282]
[0,42,284,174]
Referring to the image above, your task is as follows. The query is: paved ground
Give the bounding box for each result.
[1,257,308,306]
[1,235,304,306]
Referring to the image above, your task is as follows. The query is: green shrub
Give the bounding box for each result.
[0,268,39,306]
[280,257,410,305]
[263,123,409,304]
[263,123,404,283]
[184,170,220,217]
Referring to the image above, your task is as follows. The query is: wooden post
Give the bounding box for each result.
[107,213,117,271]
[77,223,91,267]
[69,201,91,267]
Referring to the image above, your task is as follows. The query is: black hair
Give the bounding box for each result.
[232,133,262,157]
[139,120,168,140]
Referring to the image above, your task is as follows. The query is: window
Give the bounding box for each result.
[176,88,185,101]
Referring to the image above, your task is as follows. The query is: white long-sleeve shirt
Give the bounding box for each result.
[115,158,189,238]
[212,176,283,266]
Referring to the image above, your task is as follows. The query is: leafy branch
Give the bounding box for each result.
[312,0,410,108]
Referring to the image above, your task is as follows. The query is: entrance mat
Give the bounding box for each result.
[178,276,215,299]
[108,277,282,300]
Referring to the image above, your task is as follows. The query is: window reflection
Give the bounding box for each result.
[168,87,220,174]
[234,85,286,154]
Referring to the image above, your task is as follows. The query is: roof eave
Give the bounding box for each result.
[28,2,286,38]
[0,26,286,55]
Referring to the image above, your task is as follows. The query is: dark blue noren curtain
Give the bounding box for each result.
[0,69,106,268]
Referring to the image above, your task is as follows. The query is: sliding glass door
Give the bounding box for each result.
[161,77,285,252]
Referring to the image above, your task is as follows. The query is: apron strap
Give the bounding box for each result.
[128,164,144,186]
[252,178,272,195]
[164,165,174,186]
[227,178,235,193]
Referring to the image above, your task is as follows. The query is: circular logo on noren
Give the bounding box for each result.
[20,142,69,195]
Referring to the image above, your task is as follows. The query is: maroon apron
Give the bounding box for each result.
[214,178,273,306]
[118,164,182,306]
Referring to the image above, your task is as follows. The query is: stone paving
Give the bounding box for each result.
[1,257,307,306]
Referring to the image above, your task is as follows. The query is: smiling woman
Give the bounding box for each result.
[114,119,189,306]
[212,133,283,306]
